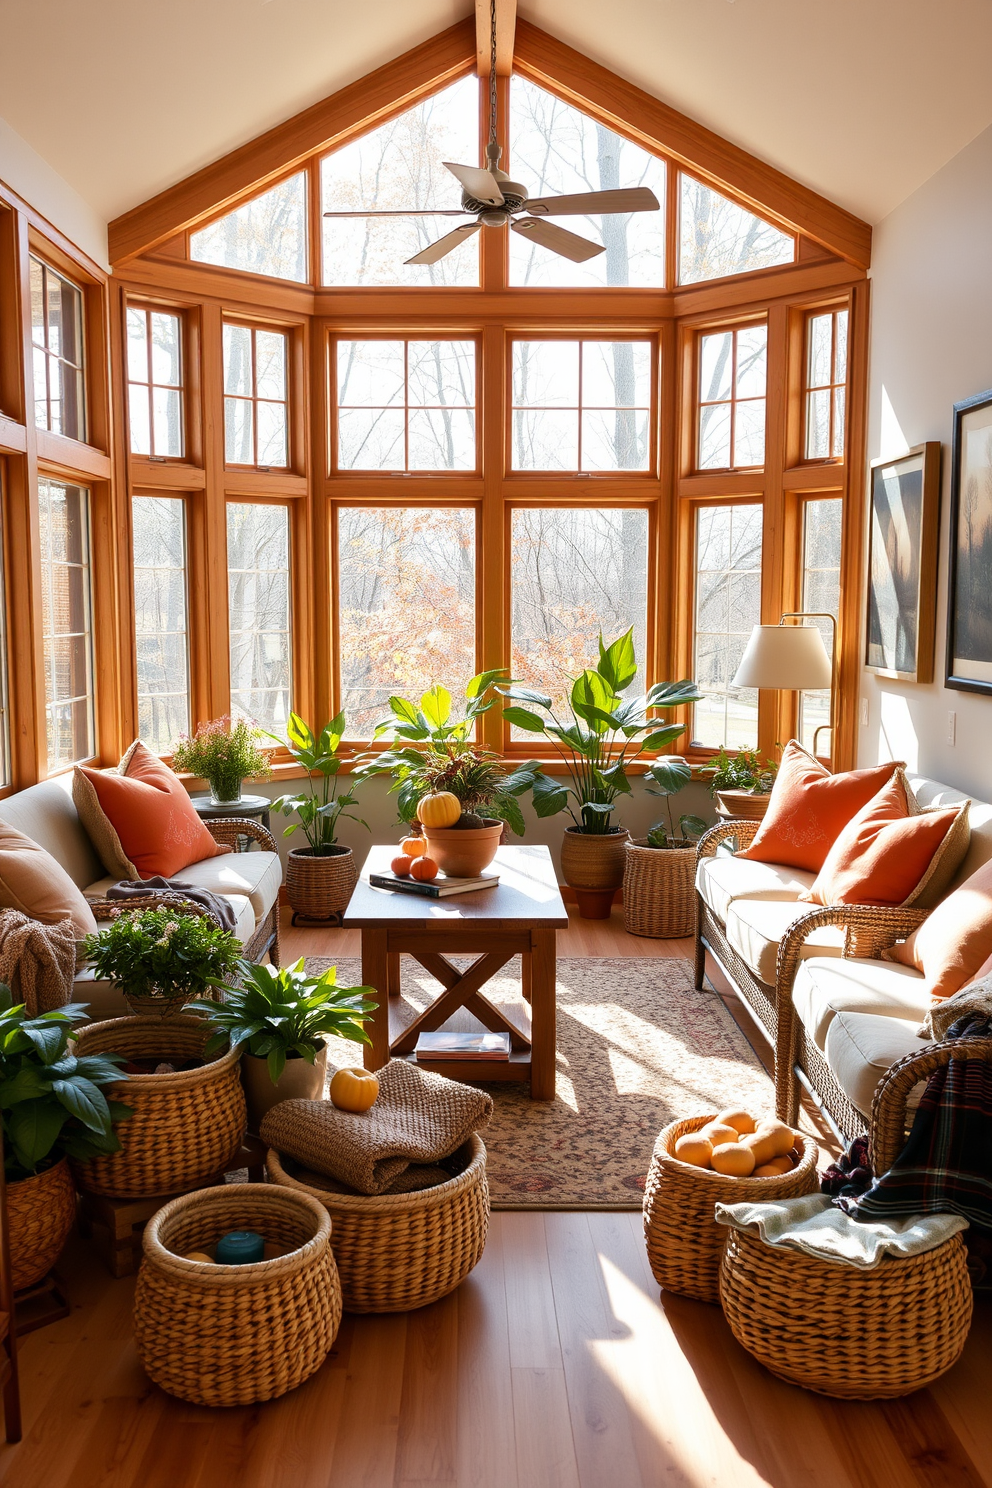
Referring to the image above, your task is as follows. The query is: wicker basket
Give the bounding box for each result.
[134,1183,341,1406]
[70,1014,246,1199]
[285,846,357,924]
[623,838,697,938]
[7,1158,77,1291]
[643,1114,819,1303]
[266,1134,489,1313]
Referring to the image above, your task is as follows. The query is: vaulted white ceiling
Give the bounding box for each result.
[0,0,990,228]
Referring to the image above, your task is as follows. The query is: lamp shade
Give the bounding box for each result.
[732,624,833,691]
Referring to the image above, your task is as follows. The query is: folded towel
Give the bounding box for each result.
[716,1192,968,1269]
[278,1156,457,1198]
[260,1058,492,1195]
[104,876,238,932]
[921,978,992,1042]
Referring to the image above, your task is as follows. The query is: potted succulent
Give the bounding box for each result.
[704,746,779,821]
[623,759,710,939]
[190,958,377,1130]
[171,715,273,807]
[268,713,369,923]
[83,906,243,1016]
[0,990,131,1289]
[501,630,702,918]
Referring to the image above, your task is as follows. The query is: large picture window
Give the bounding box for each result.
[511,340,652,472]
[39,479,94,769]
[692,502,763,750]
[335,340,476,472]
[30,258,86,441]
[133,496,190,753]
[228,503,292,732]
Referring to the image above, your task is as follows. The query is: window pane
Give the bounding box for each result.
[509,76,665,288]
[0,474,10,787]
[337,340,405,407]
[511,339,651,471]
[582,340,650,407]
[133,497,190,754]
[807,313,833,388]
[512,409,578,471]
[679,176,794,284]
[736,325,767,399]
[407,408,475,470]
[129,383,151,456]
[407,340,475,407]
[806,388,831,460]
[38,479,94,769]
[804,308,848,460]
[693,503,762,749]
[150,312,182,387]
[698,402,731,470]
[799,498,842,757]
[699,332,732,404]
[256,400,288,467]
[225,398,254,465]
[152,386,183,458]
[191,173,307,282]
[337,507,476,736]
[223,326,288,468]
[255,331,286,400]
[335,340,477,471]
[128,306,184,458]
[30,258,86,441]
[227,504,292,732]
[127,307,148,382]
[510,508,649,730]
[734,399,765,467]
[321,77,479,288]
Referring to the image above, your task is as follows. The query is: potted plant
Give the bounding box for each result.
[500,630,702,918]
[171,715,273,807]
[704,746,779,821]
[623,759,710,939]
[190,958,377,1130]
[0,990,131,1289]
[268,713,369,923]
[83,906,243,1016]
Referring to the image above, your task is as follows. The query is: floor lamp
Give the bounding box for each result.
[732,613,835,765]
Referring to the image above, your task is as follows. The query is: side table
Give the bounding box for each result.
[191,794,271,850]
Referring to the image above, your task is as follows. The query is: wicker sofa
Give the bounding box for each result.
[694,770,992,1141]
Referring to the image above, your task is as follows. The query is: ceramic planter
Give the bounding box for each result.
[242,1042,328,1132]
[7,1158,77,1291]
[715,789,772,821]
[285,845,357,924]
[559,826,630,919]
[422,820,503,878]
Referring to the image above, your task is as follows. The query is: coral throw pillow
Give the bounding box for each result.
[739,741,903,873]
[887,858,992,999]
[802,773,966,909]
[73,741,230,880]
[0,820,97,938]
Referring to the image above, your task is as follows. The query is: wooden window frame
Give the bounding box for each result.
[29,255,87,443]
[125,303,186,462]
[694,319,769,475]
[225,492,300,741]
[131,491,192,753]
[222,319,293,473]
[801,304,849,464]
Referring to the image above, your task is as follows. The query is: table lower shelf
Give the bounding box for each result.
[393,1049,534,1083]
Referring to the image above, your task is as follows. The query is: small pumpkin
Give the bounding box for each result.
[410,855,439,881]
[417,791,461,828]
[329,1066,380,1113]
[401,835,426,858]
[391,854,413,877]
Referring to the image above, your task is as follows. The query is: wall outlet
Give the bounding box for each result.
[860,697,869,726]
[947,710,957,746]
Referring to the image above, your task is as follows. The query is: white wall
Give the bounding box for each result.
[0,114,107,268]
[861,120,992,799]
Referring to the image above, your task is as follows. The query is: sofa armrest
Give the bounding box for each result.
[695,818,761,865]
[871,1033,992,1174]
[207,818,278,854]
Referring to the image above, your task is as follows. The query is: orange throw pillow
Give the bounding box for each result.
[739,741,903,873]
[73,742,229,880]
[888,858,992,999]
[802,773,964,909]
[0,820,96,938]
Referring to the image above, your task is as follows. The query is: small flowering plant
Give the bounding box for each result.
[83,908,242,1011]
[171,715,273,804]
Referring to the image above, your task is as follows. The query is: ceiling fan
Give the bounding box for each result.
[322,2,660,267]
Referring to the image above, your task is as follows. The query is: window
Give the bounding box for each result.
[679,176,794,285]
[30,257,85,440]
[804,308,848,460]
[511,341,651,471]
[798,497,842,757]
[336,507,476,736]
[698,325,767,470]
[335,340,476,471]
[126,307,183,458]
[0,473,9,788]
[133,497,190,753]
[508,77,665,289]
[321,77,479,288]
[223,324,289,468]
[38,479,94,769]
[190,173,307,283]
[228,504,292,732]
[693,503,762,749]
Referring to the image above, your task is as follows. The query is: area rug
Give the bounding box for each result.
[306,956,773,1211]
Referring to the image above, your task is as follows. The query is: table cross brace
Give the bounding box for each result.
[390,950,532,1056]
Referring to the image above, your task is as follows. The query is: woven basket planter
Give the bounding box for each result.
[70,1015,246,1199]
[623,838,697,939]
[266,1134,489,1313]
[719,1226,972,1398]
[134,1183,341,1406]
[715,790,772,821]
[560,826,629,919]
[7,1158,77,1291]
[285,846,357,924]
[643,1114,819,1304]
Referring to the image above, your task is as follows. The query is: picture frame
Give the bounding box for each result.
[947,389,992,694]
[865,441,941,682]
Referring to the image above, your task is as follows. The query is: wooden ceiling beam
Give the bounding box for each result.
[475,0,516,76]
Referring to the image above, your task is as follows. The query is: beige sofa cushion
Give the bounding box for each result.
[791,954,931,1051]
[0,775,103,890]
[0,820,97,938]
[86,850,281,927]
[696,854,816,921]
[823,1010,928,1118]
[724,899,845,985]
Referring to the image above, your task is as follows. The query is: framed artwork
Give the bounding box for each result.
[865,441,941,682]
[947,389,992,694]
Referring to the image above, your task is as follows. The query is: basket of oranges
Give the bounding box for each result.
[643,1108,819,1304]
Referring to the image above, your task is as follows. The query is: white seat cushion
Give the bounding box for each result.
[823,1010,929,1118]
[696,853,817,921]
[724,898,845,985]
[792,954,931,1051]
[86,851,281,927]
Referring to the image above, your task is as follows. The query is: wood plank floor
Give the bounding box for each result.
[2,907,989,1488]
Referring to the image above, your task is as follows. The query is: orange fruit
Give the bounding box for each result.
[674,1134,712,1168]
[401,835,426,858]
[711,1142,756,1177]
[701,1121,739,1148]
[741,1130,778,1167]
[410,856,439,881]
[754,1157,793,1177]
[716,1107,757,1136]
[391,854,413,877]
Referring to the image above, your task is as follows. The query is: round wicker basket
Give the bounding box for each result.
[643,1114,819,1304]
[70,1015,246,1199]
[7,1158,77,1291]
[285,846,357,924]
[623,838,697,939]
[266,1134,489,1313]
[719,1227,972,1398]
[134,1183,341,1406]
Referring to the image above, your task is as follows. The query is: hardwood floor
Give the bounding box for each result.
[2,907,988,1488]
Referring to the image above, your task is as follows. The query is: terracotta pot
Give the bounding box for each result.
[285,845,357,924]
[559,826,629,919]
[241,1042,328,1132]
[715,789,772,821]
[7,1158,77,1291]
[422,820,503,879]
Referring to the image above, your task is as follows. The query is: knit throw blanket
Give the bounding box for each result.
[0,910,76,1016]
[261,1058,493,1196]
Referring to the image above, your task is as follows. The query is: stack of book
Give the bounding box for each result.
[369,871,499,899]
[415,1032,510,1061]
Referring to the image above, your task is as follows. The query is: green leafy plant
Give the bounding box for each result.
[171,715,273,801]
[269,712,369,856]
[0,991,132,1181]
[500,630,702,835]
[643,758,709,849]
[83,908,243,1007]
[704,746,778,797]
[190,959,378,1084]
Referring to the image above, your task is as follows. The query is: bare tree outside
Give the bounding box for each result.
[679,175,793,285]
[191,172,308,283]
[133,496,190,753]
[337,340,476,470]
[228,504,292,732]
[693,503,763,748]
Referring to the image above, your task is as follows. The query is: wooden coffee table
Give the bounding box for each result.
[342,844,568,1100]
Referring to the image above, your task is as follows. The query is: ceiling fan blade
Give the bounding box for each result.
[523,187,661,217]
[511,218,604,263]
[405,222,482,266]
[443,161,504,206]
[323,209,469,218]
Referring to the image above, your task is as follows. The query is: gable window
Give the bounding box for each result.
[511,340,652,471]
[39,479,94,769]
[30,257,86,441]
[692,502,762,750]
[804,308,848,460]
[133,496,190,753]
[335,340,476,472]
[190,172,307,283]
[228,502,292,732]
[126,306,184,458]
[679,176,794,285]
[223,324,289,469]
[697,324,767,471]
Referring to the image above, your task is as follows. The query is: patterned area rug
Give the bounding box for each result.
[307,956,774,1211]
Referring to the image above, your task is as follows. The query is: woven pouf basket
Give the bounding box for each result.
[134,1183,341,1406]
[7,1158,77,1291]
[719,1226,973,1399]
[623,838,697,938]
[266,1134,489,1313]
[70,1015,245,1199]
[285,846,357,922]
[643,1114,819,1304]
